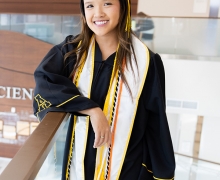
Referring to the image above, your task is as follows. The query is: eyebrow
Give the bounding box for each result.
[84,1,92,4]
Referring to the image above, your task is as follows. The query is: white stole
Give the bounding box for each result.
[69,34,150,180]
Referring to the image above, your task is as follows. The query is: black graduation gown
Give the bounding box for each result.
[33,35,175,180]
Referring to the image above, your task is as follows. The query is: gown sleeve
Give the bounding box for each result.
[145,52,176,179]
[33,37,99,121]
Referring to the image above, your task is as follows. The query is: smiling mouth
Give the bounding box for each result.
[94,21,108,25]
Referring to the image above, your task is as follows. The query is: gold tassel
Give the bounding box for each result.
[125,0,131,37]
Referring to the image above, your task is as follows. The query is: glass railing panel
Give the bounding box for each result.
[190,163,220,179]
[175,154,220,180]
[0,112,69,180]
[34,115,70,180]
[132,17,220,57]
[61,15,81,37]
[175,154,191,180]
[1,14,219,58]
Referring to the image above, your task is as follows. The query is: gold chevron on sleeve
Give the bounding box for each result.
[56,95,80,107]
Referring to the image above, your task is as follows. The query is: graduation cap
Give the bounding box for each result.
[80,0,131,36]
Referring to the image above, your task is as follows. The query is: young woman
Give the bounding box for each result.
[33,0,175,179]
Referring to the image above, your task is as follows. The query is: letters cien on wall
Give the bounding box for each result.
[0,86,33,100]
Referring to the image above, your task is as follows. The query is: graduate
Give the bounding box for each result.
[33,0,176,179]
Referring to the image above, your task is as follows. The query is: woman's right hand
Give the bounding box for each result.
[79,107,111,148]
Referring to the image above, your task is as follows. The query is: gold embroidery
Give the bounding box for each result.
[34,94,52,112]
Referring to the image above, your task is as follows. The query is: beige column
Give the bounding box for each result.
[193,116,204,158]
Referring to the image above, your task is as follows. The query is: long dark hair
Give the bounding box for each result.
[64,0,137,96]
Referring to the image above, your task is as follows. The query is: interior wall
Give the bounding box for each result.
[0,143,21,158]
[219,6,220,17]
[163,59,220,117]
[0,0,77,14]
[0,0,138,15]
[167,113,220,163]
[138,0,210,17]
[166,113,180,152]
[0,30,52,113]
[177,114,197,156]
[199,116,220,163]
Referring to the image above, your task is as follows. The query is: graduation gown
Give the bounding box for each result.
[33,35,175,180]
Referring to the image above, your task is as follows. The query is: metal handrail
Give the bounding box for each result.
[175,152,220,166]
[0,112,69,180]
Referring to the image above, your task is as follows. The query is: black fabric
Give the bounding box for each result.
[33,36,99,120]
[33,35,175,180]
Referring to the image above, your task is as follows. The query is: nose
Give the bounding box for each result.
[94,5,105,18]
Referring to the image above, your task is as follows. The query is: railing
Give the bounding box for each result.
[0,112,69,180]
[1,112,220,180]
[0,14,220,58]
[175,153,220,179]
[175,152,220,166]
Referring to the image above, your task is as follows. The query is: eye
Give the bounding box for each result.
[86,4,94,8]
[104,3,112,6]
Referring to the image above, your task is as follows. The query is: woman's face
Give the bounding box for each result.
[84,0,120,38]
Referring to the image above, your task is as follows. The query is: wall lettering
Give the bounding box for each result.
[0,86,33,100]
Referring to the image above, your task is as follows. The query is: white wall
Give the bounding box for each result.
[164,59,220,163]
[167,113,220,163]
[219,7,220,17]
[177,114,197,156]
[199,116,220,163]
[163,59,220,117]
[167,113,198,155]
[167,113,180,151]
[138,0,210,17]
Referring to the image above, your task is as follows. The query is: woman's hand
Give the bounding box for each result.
[79,107,111,148]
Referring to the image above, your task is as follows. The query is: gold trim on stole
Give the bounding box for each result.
[67,37,95,180]
[67,35,150,180]
[114,38,150,180]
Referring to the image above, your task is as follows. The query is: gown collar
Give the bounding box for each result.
[95,41,116,66]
